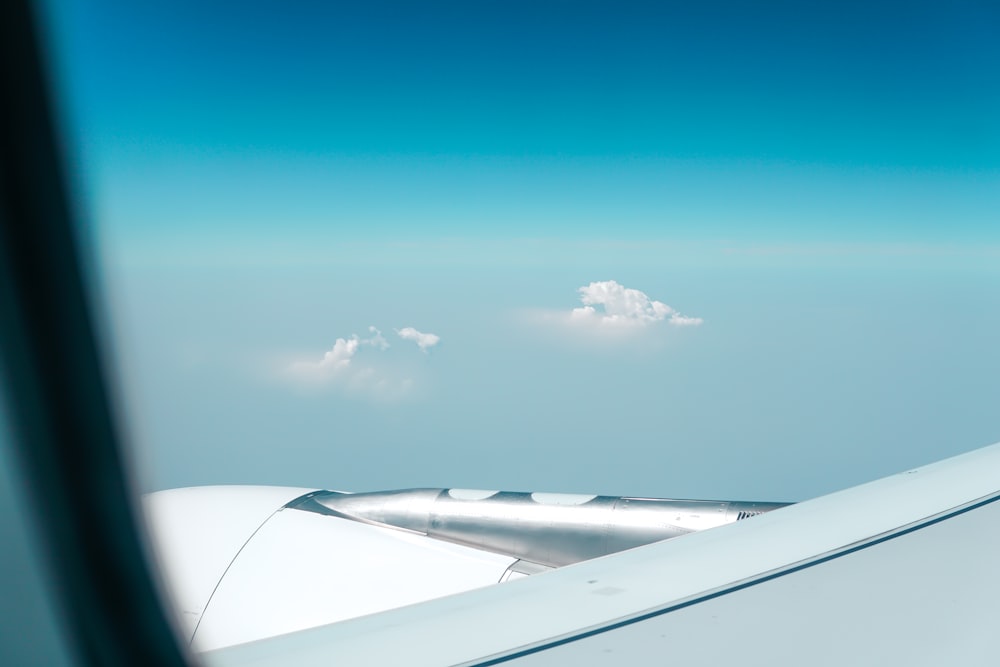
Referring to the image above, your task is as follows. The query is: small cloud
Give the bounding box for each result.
[317,335,360,371]
[285,325,423,400]
[396,327,441,352]
[308,326,387,373]
[566,280,702,329]
[366,326,390,350]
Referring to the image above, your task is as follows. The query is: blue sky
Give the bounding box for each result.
[34,0,1000,500]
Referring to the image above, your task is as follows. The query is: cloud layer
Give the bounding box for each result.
[569,280,703,328]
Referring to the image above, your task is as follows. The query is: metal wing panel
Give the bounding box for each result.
[192,505,516,652]
[203,440,1000,666]
[142,485,319,641]
[505,494,1000,666]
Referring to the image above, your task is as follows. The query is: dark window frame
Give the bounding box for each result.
[0,1,192,664]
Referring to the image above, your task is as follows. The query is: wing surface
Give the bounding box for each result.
[205,440,1000,666]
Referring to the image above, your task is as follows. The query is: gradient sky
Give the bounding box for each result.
[32,0,1000,501]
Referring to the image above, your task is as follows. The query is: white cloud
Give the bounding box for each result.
[285,325,423,400]
[311,326,388,373]
[318,335,360,370]
[396,327,441,352]
[668,314,704,327]
[366,326,390,350]
[567,280,702,329]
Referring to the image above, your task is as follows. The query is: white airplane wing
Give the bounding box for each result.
[198,440,1000,666]
[144,487,787,651]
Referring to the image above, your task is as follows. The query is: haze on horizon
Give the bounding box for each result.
[34,0,1000,501]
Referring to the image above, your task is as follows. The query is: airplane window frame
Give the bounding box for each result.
[0,1,192,665]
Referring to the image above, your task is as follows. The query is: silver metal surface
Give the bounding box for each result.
[290,489,790,568]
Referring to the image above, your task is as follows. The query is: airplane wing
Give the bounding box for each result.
[143,486,788,651]
[196,440,1000,666]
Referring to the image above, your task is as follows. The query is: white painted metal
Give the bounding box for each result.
[506,497,1000,666]
[203,441,1000,667]
[142,485,316,641]
[529,492,596,506]
[448,489,500,500]
[146,483,778,653]
[190,505,515,652]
